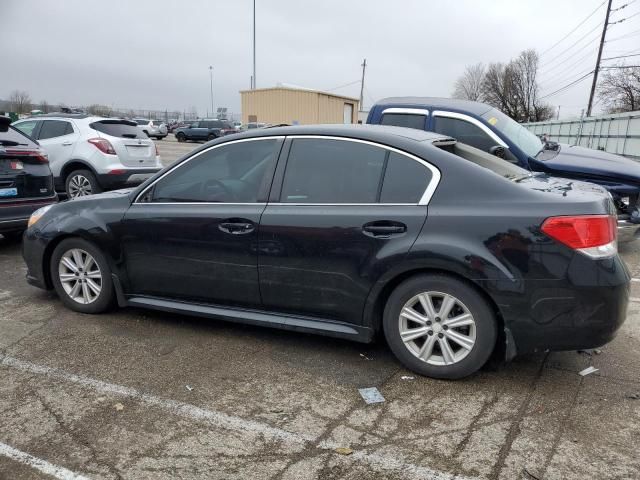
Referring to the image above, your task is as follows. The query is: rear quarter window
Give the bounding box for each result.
[90,121,145,139]
[380,152,432,203]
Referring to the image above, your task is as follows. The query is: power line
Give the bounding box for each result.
[601,52,640,59]
[540,71,595,100]
[541,65,596,90]
[607,27,640,41]
[325,80,361,92]
[540,24,602,68]
[539,46,598,81]
[541,1,606,54]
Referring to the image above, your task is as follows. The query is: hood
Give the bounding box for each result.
[534,144,640,185]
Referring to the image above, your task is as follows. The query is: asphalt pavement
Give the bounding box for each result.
[0,135,638,479]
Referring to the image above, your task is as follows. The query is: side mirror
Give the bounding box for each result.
[489,145,506,159]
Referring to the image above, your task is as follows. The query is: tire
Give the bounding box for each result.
[383,274,497,379]
[50,238,114,314]
[65,169,102,199]
[207,134,217,142]
[176,133,186,143]
[143,130,150,137]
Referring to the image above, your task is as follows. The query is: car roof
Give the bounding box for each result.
[374,97,493,116]
[231,124,451,143]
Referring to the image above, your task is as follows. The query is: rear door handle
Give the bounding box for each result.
[362,221,407,238]
[219,219,255,235]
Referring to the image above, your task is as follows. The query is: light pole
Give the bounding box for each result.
[209,66,214,118]
[252,0,256,89]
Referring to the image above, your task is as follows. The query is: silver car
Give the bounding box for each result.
[134,118,168,140]
[13,114,162,198]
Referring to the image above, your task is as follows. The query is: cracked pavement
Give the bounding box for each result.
[0,137,639,479]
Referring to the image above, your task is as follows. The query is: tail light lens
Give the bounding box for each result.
[541,215,617,258]
[88,138,116,155]
[4,148,49,163]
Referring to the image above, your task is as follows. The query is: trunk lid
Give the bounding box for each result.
[90,119,157,168]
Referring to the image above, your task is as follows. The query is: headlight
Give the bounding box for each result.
[28,204,54,228]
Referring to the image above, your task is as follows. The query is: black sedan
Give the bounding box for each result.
[22,125,629,379]
[0,116,57,240]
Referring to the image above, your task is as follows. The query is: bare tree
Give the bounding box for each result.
[87,104,111,116]
[598,66,640,113]
[9,90,32,114]
[38,100,50,113]
[480,50,553,122]
[452,63,486,101]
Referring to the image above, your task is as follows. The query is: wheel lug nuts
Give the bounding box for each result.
[438,333,444,338]
[435,317,441,322]
[443,325,449,330]
[428,330,433,335]
[426,321,432,326]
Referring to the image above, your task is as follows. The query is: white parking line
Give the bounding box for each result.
[632,278,640,283]
[0,354,474,480]
[0,442,90,480]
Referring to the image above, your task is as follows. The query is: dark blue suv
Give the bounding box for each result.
[174,119,235,143]
[367,97,640,241]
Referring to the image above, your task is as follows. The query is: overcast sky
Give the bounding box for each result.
[3,0,639,119]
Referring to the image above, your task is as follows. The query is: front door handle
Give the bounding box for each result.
[362,221,407,238]
[219,219,255,235]
[62,141,73,146]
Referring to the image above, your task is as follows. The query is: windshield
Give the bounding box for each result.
[481,108,542,158]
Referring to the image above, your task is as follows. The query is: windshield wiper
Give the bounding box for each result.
[0,140,28,146]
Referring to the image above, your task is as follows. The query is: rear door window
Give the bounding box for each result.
[380,113,426,130]
[433,116,495,152]
[380,152,432,203]
[38,120,74,140]
[13,120,39,138]
[280,139,386,204]
[90,121,145,139]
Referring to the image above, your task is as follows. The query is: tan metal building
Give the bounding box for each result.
[240,86,359,126]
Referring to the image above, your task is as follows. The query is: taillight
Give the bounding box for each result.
[541,215,617,258]
[4,148,49,163]
[88,138,116,155]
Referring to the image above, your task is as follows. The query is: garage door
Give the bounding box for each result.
[343,103,353,124]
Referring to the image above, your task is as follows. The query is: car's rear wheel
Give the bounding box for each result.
[207,134,217,141]
[176,133,186,142]
[66,169,102,199]
[50,238,114,314]
[383,274,497,379]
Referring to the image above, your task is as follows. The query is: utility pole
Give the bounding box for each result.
[209,66,214,119]
[586,0,612,117]
[252,0,256,89]
[557,105,561,120]
[359,58,367,112]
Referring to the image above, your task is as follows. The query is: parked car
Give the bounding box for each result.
[133,119,168,140]
[0,116,57,240]
[367,97,640,241]
[244,122,267,130]
[22,125,628,379]
[232,121,243,131]
[174,119,235,142]
[13,114,162,199]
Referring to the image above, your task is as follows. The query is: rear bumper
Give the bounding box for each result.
[97,168,161,189]
[0,195,58,233]
[500,254,630,355]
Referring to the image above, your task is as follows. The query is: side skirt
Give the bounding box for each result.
[125,295,374,343]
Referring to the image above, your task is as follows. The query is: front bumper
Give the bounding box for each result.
[22,227,49,289]
[97,168,161,190]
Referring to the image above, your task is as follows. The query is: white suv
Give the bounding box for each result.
[133,118,168,140]
[13,114,163,198]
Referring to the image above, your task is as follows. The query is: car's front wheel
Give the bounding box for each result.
[50,238,114,314]
[66,169,102,199]
[383,274,497,379]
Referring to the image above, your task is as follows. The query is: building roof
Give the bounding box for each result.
[375,97,493,116]
[240,86,359,102]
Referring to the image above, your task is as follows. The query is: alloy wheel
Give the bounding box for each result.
[58,248,102,304]
[68,174,92,198]
[398,291,476,366]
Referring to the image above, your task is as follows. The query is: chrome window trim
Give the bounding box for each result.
[134,136,286,203]
[134,134,441,206]
[432,110,508,148]
[283,135,441,205]
[381,108,430,116]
